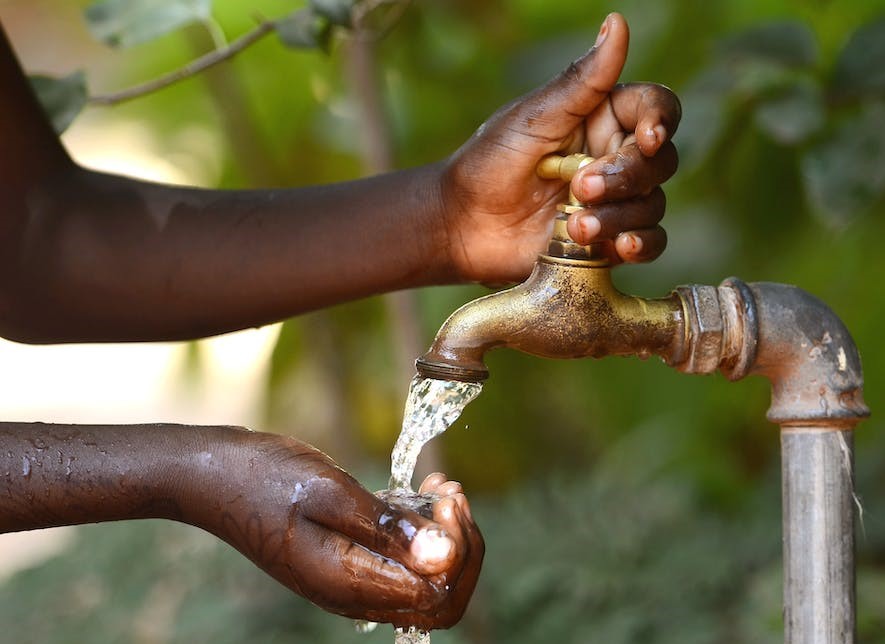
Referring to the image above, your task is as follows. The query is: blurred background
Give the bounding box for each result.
[1,0,884,641]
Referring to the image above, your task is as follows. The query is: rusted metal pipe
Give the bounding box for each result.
[677,279,868,644]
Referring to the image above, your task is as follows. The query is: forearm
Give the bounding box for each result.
[0,22,454,343]
[1,162,452,343]
[0,422,221,532]
[0,421,336,590]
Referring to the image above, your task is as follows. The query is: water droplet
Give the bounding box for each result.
[354,620,377,634]
[21,456,30,478]
[289,482,304,504]
[397,518,417,539]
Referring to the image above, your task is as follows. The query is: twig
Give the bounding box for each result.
[88,20,276,106]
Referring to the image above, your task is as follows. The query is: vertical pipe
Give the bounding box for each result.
[781,428,856,644]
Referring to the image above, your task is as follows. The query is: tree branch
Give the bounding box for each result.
[88,20,276,107]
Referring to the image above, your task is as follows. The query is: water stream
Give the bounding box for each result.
[389,376,483,492]
[374,376,483,644]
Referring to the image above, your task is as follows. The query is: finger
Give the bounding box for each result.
[566,187,666,244]
[418,472,448,494]
[614,226,668,263]
[610,82,682,155]
[449,489,474,524]
[572,141,678,203]
[356,494,482,630]
[436,480,464,497]
[507,13,629,142]
[297,475,455,574]
[429,497,484,629]
[290,519,445,622]
[432,493,477,549]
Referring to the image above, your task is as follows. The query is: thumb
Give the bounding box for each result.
[511,12,629,143]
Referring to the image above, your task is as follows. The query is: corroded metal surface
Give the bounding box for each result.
[675,278,869,427]
[416,258,685,382]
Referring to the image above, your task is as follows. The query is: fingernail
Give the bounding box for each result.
[579,215,601,241]
[581,174,606,200]
[653,124,667,147]
[619,233,643,257]
[594,15,610,48]
[413,528,453,565]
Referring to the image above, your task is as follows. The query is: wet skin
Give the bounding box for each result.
[0,423,483,629]
[0,10,679,628]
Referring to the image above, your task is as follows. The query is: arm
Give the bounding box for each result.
[0,422,482,629]
[0,23,451,343]
[0,13,679,344]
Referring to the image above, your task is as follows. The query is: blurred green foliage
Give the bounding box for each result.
[8,0,885,641]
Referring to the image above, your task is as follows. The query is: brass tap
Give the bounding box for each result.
[416,153,686,382]
[536,153,611,264]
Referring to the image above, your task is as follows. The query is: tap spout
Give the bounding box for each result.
[416,256,686,382]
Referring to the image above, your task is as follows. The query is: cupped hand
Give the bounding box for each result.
[203,433,483,630]
[440,12,681,284]
[290,464,483,630]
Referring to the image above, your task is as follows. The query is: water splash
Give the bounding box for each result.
[395,627,431,644]
[388,376,483,491]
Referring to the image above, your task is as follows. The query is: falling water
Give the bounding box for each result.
[376,376,482,644]
[394,627,432,644]
[389,376,483,492]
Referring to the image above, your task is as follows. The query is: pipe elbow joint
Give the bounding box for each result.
[677,279,869,428]
[747,281,869,427]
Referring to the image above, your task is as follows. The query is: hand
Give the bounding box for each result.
[439,12,681,284]
[198,432,483,630]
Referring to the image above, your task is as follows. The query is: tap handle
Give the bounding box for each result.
[536,152,610,265]
[536,153,594,181]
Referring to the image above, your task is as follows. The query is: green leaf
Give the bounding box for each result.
[718,21,818,68]
[754,80,824,145]
[309,0,354,27]
[28,71,88,134]
[84,0,212,48]
[275,8,331,50]
[801,101,885,225]
[832,16,885,98]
